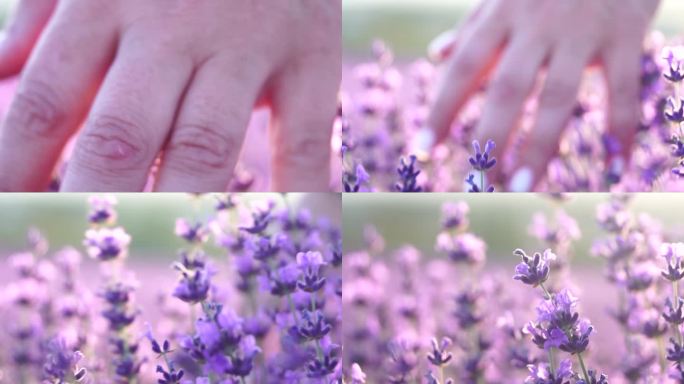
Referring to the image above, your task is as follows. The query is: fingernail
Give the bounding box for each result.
[411,127,435,160]
[508,167,533,192]
[427,30,456,62]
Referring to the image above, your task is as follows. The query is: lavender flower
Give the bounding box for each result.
[427,337,453,367]
[395,155,423,192]
[85,195,143,383]
[175,218,209,244]
[240,201,275,235]
[525,358,573,384]
[83,227,131,261]
[469,139,497,171]
[513,249,556,289]
[87,195,118,224]
[466,139,497,193]
[269,264,301,296]
[42,338,87,383]
[173,266,211,304]
[663,46,684,83]
[345,164,371,192]
[661,243,684,281]
[436,232,486,265]
[100,283,138,330]
[441,202,469,231]
[183,303,261,379]
[296,251,327,293]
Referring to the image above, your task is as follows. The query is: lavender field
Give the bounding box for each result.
[343,194,684,383]
[341,1,684,193]
[0,193,341,383]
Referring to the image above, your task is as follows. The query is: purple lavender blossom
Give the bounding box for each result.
[525,358,573,384]
[83,227,131,261]
[42,338,87,383]
[175,218,209,244]
[661,243,684,281]
[345,164,371,192]
[469,140,497,171]
[296,251,327,293]
[173,266,212,304]
[663,46,684,83]
[441,202,469,231]
[513,249,556,289]
[87,195,118,224]
[240,201,275,235]
[436,232,486,265]
[427,337,453,367]
[395,155,423,192]
[269,264,301,296]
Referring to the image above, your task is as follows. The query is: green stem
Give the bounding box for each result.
[479,170,485,192]
[190,302,197,329]
[577,352,590,383]
[439,366,445,384]
[539,282,552,300]
[674,282,683,345]
[548,349,556,377]
[287,294,300,324]
[657,336,667,373]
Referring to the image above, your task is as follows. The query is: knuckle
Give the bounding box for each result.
[5,81,66,138]
[166,123,238,173]
[73,115,150,174]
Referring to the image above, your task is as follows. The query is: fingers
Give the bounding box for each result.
[474,36,548,182]
[0,2,117,191]
[603,41,642,173]
[510,46,590,191]
[60,37,194,192]
[154,55,266,192]
[269,65,339,192]
[0,0,56,78]
[427,2,508,144]
[427,0,490,62]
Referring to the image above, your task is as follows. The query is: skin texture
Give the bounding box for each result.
[0,0,341,192]
[427,0,661,191]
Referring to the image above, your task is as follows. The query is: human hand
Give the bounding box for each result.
[0,0,341,192]
[427,0,660,191]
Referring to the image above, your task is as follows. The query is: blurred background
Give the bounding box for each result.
[344,0,684,58]
[343,193,684,264]
[0,193,341,260]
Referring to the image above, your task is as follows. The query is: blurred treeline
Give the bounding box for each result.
[0,193,334,260]
[342,193,684,264]
[344,0,684,57]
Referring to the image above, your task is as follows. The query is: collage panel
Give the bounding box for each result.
[341,0,684,192]
[0,1,342,192]
[0,193,341,383]
[343,193,684,383]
